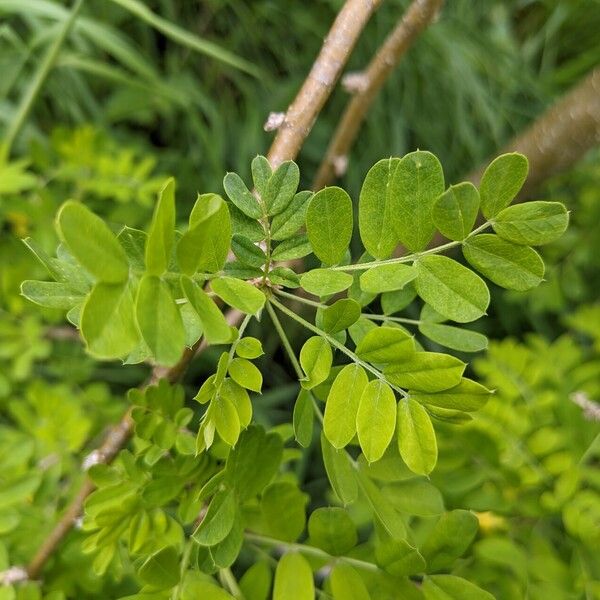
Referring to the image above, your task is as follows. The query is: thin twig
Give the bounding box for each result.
[313,0,444,189]
[266,0,382,169]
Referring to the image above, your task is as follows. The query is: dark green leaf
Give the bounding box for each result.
[479,153,528,219]
[433,182,480,241]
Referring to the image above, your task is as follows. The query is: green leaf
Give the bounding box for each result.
[462,234,544,291]
[418,322,488,353]
[181,276,232,344]
[138,546,180,590]
[397,398,438,475]
[136,275,185,366]
[391,151,445,252]
[375,538,426,577]
[321,434,358,505]
[411,378,492,412]
[231,235,266,268]
[323,364,368,449]
[308,507,357,555]
[422,575,494,600]
[381,284,417,315]
[177,193,231,275]
[56,201,129,283]
[330,564,370,600]
[271,234,312,261]
[225,426,283,500]
[213,392,241,446]
[118,227,147,272]
[359,157,401,259]
[221,379,252,429]
[273,553,314,600]
[230,203,265,242]
[300,269,353,297]
[384,352,465,393]
[81,282,139,359]
[145,177,175,275]
[306,187,353,264]
[251,155,272,198]
[493,200,569,245]
[261,482,307,542]
[229,357,262,392]
[211,277,265,314]
[293,389,314,448]
[432,182,480,241]
[355,326,415,364]
[21,280,83,309]
[223,172,263,219]
[479,152,529,219]
[235,337,264,359]
[264,161,300,215]
[421,510,479,571]
[355,469,406,539]
[415,255,489,323]
[239,561,272,600]
[384,478,445,516]
[359,263,417,294]
[271,191,312,241]
[320,299,361,334]
[357,380,397,463]
[192,489,236,546]
[269,266,301,288]
[299,336,332,389]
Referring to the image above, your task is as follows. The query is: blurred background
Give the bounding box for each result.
[0,1,599,598]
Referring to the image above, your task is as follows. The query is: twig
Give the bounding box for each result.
[313,0,444,189]
[467,67,600,198]
[266,0,382,169]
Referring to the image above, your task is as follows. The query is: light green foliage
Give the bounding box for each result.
[273,553,314,600]
[56,200,129,283]
[433,182,480,241]
[306,186,353,264]
[463,234,545,291]
[18,152,571,599]
[480,152,529,218]
[357,380,397,463]
[145,178,175,275]
[492,200,569,245]
[397,398,438,475]
[391,151,445,252]
[323,364,368,448]
[359,158,401,259]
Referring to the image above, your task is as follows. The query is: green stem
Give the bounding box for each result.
[269,296,407,398]
[219,567,245,599]
[329,222,492,272]
[173,539,194,600]
[244,532,380,573]
[266,301,324,424]
[1,0,84,160]
[274,288,324,308]
[363,314,421,325]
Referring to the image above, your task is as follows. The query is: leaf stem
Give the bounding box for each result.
[244,532,380,573]
[329,222,492,272]
[269,296,407,398]
[219,567,245,599]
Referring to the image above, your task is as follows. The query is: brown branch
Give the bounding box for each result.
[24,0,381,579]
[467,66,600,197]
[266,0,382,168]
[313,0,443,190]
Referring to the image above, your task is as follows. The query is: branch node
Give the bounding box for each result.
[82,450,104,471]
[342,71,370,94]
[332,155,349,177]
[0,566,28,585]
[570,391,600,421]
[263,112,286,132]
